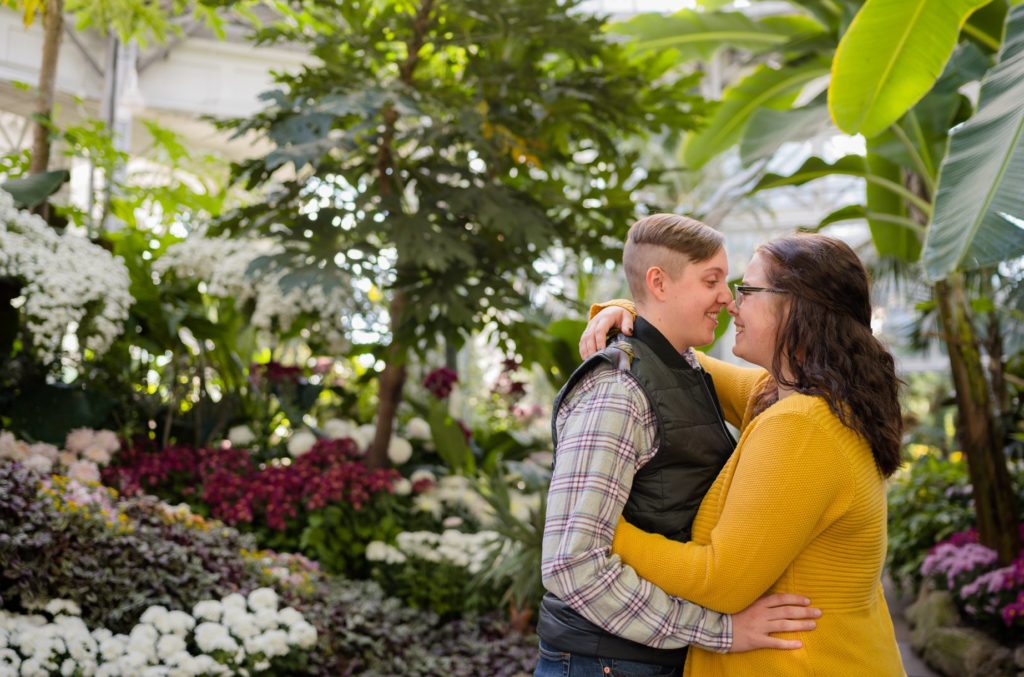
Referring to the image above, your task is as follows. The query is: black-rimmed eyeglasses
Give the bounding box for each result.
[734,285,788,309]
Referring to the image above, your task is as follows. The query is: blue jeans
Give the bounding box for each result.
[534,641,682,677]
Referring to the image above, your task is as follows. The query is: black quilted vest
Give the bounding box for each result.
[537,317,736,666]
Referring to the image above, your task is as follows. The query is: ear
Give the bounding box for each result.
[645,266,668,301]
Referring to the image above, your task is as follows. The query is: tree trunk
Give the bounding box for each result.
[367,292,408,469]
[29,0,64,175]
[934,275,1021,564]
[365,0,434,469]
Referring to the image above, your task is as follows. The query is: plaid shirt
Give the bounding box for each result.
[540,352,732,652]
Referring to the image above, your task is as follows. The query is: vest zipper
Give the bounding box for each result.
[699,371,736,447]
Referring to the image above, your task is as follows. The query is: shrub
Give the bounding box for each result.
[887,452,1024,593]
[103,438,410,576]
[365,530,507,618]
[921,526,1024,640]
[0,461,264,633]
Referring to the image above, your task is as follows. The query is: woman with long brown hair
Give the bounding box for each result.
[581,233,905,675]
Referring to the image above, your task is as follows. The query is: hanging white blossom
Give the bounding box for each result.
[0,189,132,365]
[154,233,353,352]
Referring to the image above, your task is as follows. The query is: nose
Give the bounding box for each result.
[727,298,739,317]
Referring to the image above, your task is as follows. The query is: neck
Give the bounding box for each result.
[774,361,797,400]
[635,305,691,354]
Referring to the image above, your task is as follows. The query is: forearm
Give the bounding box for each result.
[542,544,732,650]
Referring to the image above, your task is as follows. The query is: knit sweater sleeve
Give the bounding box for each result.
[610,405,853,614]
[694,353,766,429]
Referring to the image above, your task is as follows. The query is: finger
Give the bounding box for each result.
[771,605,822,620]
[771,619,817,633]
[622,315,634,335]
[758,637,803,650]
[580,332,597,360]
[759,594,812,608]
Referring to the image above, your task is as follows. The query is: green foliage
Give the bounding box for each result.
[610,8,824,61]
[63,0,231,46]
[473,466,547,615]
[304,577,537,676]
[0,169,69,209]
[922,4,1024,280]
[887,452,977,592]
[829,0,990,138]
[215,0,707,356]
[0,463,263,633]
[369,548,507,619]
[887,451,1024,592]
[683,56,831,170]
[300,493,414,578]
[427,400,476,474]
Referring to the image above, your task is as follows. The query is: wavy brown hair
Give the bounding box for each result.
[750,233,903,477]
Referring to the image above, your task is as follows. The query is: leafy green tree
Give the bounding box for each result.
[614,0,1023,562]
[213,0,706,468]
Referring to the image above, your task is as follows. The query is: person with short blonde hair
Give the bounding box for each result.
[535,215,819,677]
[581,233,906,676]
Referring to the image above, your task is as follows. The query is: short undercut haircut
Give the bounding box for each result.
[623,214,724,302]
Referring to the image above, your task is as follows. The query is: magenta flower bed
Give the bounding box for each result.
[921,525,1024,631]
[103,438,399,531]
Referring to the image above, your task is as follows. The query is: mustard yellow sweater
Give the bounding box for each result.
[594,302,905,676]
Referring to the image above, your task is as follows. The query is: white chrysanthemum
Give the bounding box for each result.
[286,430,317,458]
[387,436,413,465]
[253,629,290,658]
[154,610,195,637]
[287,621,317,650]
[27,443,59,463]
[191,600,222,623]
[92,430,120,454]
[222,609,258,640]
[82,446,112,466]
[275,608,304,628]
[409,469,436,485]
[0,189,133,365]
[352,424,376,452]
[0,431,26,461]
[321,418,357,441]
[193,622,237,655]
[20,454,53,475]
[98,636,126,663]
[405,417,432,441]
[0,648,20,670]
[66,460,100,484]
[392,477,411,496]
[246,588,278,613]
[220,593,246,613]
[227,425,256,448]
[64,429,95,454]
[155,634,187,660]
[139,607,169,627]
[19,657,43,676]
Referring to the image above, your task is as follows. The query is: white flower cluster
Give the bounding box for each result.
[154,234,352,352]
[365,529,503,575]
[0,589,316,676]
[0,189,132,364]
[410,472,542,526]
[0,427,118,482]
[317,418,415,465]
[411,474,493,523]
